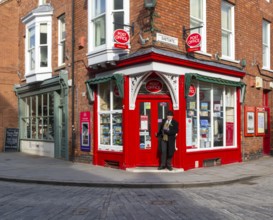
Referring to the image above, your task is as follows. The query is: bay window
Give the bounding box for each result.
[88,0,129,65]
[22,5,53,83]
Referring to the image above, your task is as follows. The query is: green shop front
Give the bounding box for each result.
[14,71,69,160]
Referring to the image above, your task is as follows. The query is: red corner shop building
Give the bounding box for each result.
[86,48,245,170]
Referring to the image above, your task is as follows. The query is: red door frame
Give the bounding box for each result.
[263,91,270,155]
[134,95,172,166]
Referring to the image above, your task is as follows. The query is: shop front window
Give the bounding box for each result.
[21,92,54,141]
[98,80,123,152]
[186,81,236,150]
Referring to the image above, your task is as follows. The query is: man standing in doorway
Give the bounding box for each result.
[157,110,179,171]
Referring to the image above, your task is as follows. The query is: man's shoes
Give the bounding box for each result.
[158,166,165,170]
[167,166,173,171]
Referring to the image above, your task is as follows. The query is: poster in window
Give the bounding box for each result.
[255,107,265,136]
[80,112,91,151]
[140,115,148,130]
[244,106,255,137]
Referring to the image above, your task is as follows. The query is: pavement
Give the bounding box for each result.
[0,152,273,188]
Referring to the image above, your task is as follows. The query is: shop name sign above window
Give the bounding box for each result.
[114,29,130,49]
[145,79,163,93]
[186,33,202,52]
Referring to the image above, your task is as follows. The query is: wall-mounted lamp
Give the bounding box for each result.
[144,0,157,9]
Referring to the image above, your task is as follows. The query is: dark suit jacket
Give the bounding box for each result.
[157,118,179,157]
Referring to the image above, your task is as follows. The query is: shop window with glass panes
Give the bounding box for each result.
[98,80,123,152]
[186,81,236,150]
[20,93,54,141]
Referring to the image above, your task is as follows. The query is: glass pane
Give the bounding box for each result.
[139,102,151,150]
[99,82,110,111]
[95,0,106,16]
[30,48,35,70]
[199,83,211,148]
[60,16,66,40]
[263,21,268,44]
[213,86,223,147]
[40,24,47,44]
[47,116,54,140]
[95,15,106,46]
[112,113,122,145]
[100,114,110,145]
[190,19,202,34]
[221,4,231,30]
[114,12,124,30]
[190,0,202,19]
[114,0,123,10]
[113,84,122,110]
[40,46,48,67]
[222,32,230,56]
[225,87,235,146]
[61,41,66,64]
[29,27,35,49]
[49,93,54,116]
[158,102,170,137]
[38,94,42,117]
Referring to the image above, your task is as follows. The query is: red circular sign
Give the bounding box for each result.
[114,29,130,44]
[145,80,163,93]
[114,85,120,97]
[186,33,202,47]
[188,84,196,97]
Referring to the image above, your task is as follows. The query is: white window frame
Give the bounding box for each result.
[190,0,207,53]
[97,80,123,152]
[186,82,237,152]
[22,11,52,83]
[221,1,235,60]
[58,15,66,66]
[25,19,52,76]
[262,20,271,69]
[87,0,130,65]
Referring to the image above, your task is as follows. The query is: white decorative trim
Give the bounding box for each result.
[129,73,149,110]
[129,72,179,110]
[160,74,179,110]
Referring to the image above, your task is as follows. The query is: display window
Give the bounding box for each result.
[98,80,123,152]
[21,92,54,140]
[186,81,236,150]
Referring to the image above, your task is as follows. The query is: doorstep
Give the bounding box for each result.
[126,167,184,173]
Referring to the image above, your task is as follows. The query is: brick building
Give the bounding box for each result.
[2,0,273,171]
[0,0,20,151]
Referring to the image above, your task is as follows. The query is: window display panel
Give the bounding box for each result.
[186,82,237,150]
[213,86,223,147]
[98,80,123,152]
[225,87,235,146]
[20,92,54,141]
[199,83,211,148]
[186,83,197,148]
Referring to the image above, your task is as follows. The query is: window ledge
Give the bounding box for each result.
[54,64,66,72]
[262,67,273,73]
[195,51,212,57]
[220,56,240,64]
